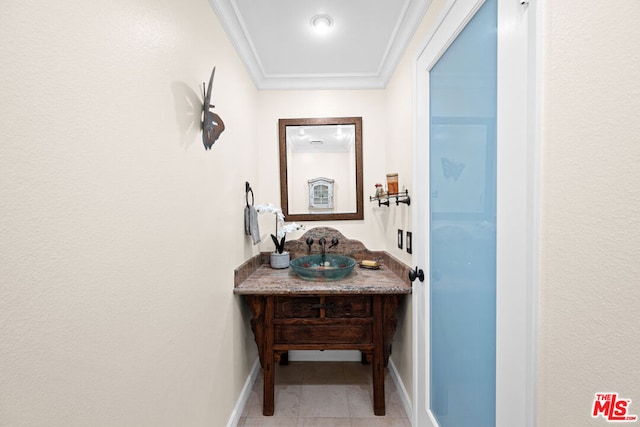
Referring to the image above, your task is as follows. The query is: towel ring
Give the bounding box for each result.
[245,182,254,207]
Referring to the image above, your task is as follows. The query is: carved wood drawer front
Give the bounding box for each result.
[275,324,373,344]
[325,296,372,318]
[274,296,321,318]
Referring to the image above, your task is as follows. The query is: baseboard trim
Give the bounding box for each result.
[388,357,413,422]
[226,357,260,427]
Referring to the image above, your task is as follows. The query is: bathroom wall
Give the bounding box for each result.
[382,0,448,404]
[250,0,449,407]
[5,1,637,426]
[0,1,259,426]
[385,1,640,424]
[255,90,388,251]
[252,2,640,425]
[400,0,640,422]
[256,88,417,402]
[538,1,640,425]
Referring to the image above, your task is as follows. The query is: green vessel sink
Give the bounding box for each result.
[290,254,356,281]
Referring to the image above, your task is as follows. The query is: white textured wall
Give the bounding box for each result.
[383,0,448,403]
[0,1,258,426]
[538,1,640,425]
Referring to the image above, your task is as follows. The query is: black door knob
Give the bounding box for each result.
[409,266,425,283]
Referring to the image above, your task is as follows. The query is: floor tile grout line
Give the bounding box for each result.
[241,361,410,424]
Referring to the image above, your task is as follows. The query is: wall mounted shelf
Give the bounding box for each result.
[370,190,411,207]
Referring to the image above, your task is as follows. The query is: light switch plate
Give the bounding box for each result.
[406,231,412,254]
[398,229,403,249]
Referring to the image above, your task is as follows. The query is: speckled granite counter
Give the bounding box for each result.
[234,227,412,295]
[234,258,411,295]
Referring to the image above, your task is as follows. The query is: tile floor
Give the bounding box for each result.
[238,361,411,427]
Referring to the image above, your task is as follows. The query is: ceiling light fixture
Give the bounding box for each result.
[310,14,333,35]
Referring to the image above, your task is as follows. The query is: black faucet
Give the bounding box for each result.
[318,237,339,256]
[319,237,327,256]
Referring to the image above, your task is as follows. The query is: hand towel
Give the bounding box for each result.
[249,205,261,244]
[244,205,251,235]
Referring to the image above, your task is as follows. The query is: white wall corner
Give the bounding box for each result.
[378,0,434,87]
[389,357,413,423]
[207,0,265,88]
[226,357,261,427]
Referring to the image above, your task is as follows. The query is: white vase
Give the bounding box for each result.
[270,251,290,269]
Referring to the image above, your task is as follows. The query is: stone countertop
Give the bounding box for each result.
[233,260,412,295]
[234,227,413,295]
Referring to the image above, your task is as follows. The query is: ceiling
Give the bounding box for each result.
[208,0,431,90]
[287,124,355,153]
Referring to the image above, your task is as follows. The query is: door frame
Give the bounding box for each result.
[411,0,541,425]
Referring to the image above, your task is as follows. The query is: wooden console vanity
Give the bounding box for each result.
[234,229,412,416]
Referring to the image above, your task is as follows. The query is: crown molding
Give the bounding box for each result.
[208,0,430,90]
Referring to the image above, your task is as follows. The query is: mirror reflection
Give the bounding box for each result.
[279,117,363,221]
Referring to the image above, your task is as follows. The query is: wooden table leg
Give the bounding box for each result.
[279,351,289,365]
[372,296,385,416]
[263,297,275,416]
